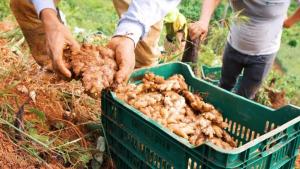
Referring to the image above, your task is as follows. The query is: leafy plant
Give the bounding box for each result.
[58,0,118,35]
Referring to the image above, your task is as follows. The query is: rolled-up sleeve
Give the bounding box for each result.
[114,0,181,45]
[31,0,56,17]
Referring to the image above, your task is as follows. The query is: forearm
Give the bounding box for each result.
[114,0,181,45]
[40,9,61,28]
[199,0,221,24]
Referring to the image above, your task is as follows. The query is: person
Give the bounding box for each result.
[189,0,291,99]
[108,0,179,83]
[163,8,187,54]
[10,0,180,83]
[111,0,162,70]
[10,0,79,78]
[284,7,300,28]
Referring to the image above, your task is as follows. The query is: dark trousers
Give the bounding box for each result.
[219,43,276,99]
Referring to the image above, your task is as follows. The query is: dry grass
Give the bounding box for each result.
[0,20,103,168]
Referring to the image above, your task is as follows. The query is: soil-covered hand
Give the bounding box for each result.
[188,20,209,41]
[41,9,80,78]
[107,36,135,84]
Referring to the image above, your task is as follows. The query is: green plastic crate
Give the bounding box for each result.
[101,62,300,169]
[201,65,222,85]
[201,65,243,91]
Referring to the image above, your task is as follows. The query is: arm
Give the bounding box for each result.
[31,0,56,17]
[31,1,80,78]
[284,7,300,28]
[108,0,181,83]
[114,0,181,45]
[189,0,221,40]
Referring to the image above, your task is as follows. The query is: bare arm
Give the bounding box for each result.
[200,0,221,25]
[284,7,300,28]
[40,9,80,78]
[189,0,221,40]
[31,0,80,78]
[108,0,181,84]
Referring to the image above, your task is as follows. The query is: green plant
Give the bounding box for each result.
[0,0,10,20]
[179,0,231,22]
[59,0,118,35]
[260,70,300,106]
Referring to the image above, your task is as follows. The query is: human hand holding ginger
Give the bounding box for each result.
[188,20,209,41]
[41,9,80,78]
[107,36,135,84]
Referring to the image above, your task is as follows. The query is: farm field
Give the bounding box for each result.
[0,0,299,168]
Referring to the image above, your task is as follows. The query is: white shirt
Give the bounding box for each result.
[31,0,181,45]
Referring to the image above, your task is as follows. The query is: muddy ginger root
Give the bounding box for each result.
[63,44,118,97]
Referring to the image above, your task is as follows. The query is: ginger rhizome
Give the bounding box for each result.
[64,44,117,97]
[115,73,237,150]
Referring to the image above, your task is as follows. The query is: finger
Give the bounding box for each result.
[115,59,132,84]
[188,25,196,35]
[52,45,72,78]
[189,28,199,41]
[116,62,134,84]
[107,38,118,50]
[54,57,72,78]
[190,31,198,41]
[115,49,133,84]
[190,34,196,41]
[66,35,80,52]
[115,56,129,84]
[98,46,115,58]
[115,66,128,84]
[200,32,207,41]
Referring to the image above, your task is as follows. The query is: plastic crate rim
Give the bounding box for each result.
[200,65,221,82]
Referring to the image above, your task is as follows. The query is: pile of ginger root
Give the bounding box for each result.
[115,73,237,150]
[63,44,118,97]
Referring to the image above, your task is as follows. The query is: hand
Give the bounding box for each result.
[41,9,80,78]
[107,36,135,84]
[188,20,209,41]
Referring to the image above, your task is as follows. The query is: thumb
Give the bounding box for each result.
[115,59,130,84]
[115,69,127,84]
[115,49,134,84]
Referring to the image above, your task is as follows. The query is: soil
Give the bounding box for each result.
[265,76,287,109]
[267,89,286,109]
[272,60,284,75]
[0,21,101,168]
[0,131,40,169]
[0,130,67,169]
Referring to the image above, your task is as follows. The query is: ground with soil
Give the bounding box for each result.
[0,21,103,168]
